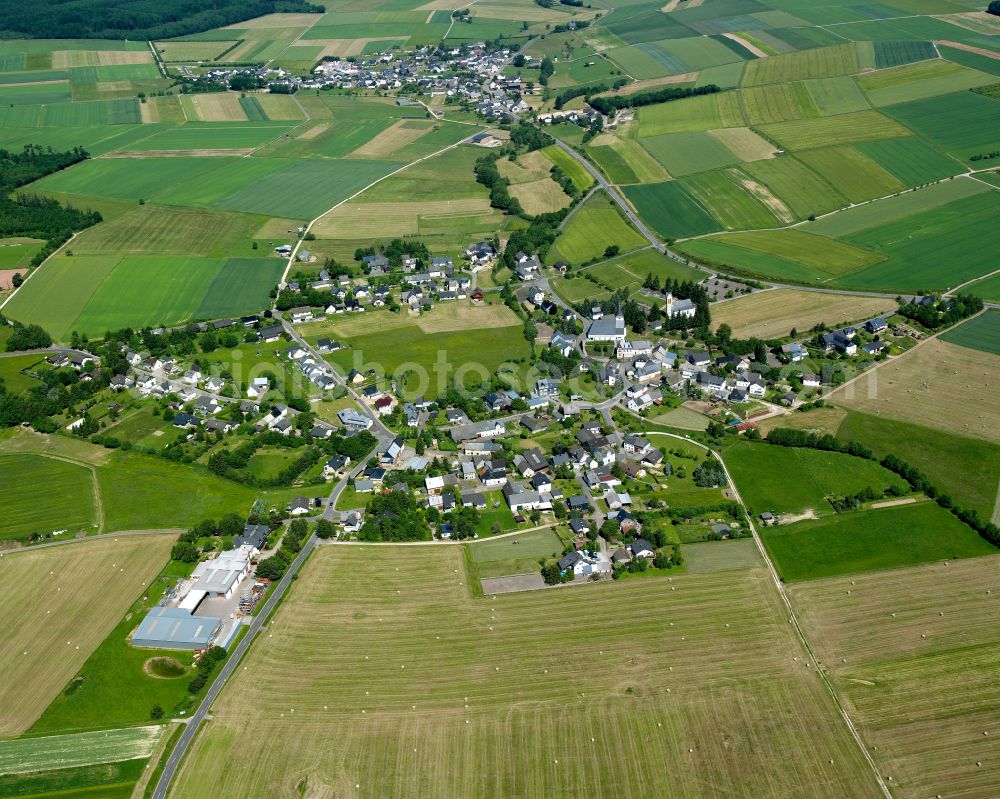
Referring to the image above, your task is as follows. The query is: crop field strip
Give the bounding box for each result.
[788,557,1000,799]
[0,726,166,775]
[831,337,1000,446]
[711,289,895,340]
[0,536,174,738]
[168,545,882,799]
[938,309,1000,356]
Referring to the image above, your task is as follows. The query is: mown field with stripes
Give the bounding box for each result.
[168,545,882,799]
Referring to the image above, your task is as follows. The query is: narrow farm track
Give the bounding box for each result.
[276,132,485,292]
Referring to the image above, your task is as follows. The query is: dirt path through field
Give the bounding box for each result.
[99,149,253,158]
[722,32,768,58]
[935,40,1000,59]
[870,497,917,509]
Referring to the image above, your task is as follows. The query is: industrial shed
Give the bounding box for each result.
[132,607,222,651]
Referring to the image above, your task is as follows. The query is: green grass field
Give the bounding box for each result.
[639,130,740,176]
[29,157,234,202]
[760,503,995,582]
[742,155,847,218]
[316,305,531,400]
[540,145,594,192]
[678,169,780,229]
[854,136,962,186]
[742,82,819,124]
[858,59,995,107]
[636,91,744,136]
[679,229,881,282]
[796,145,904,203]
[0,758,146,799]
[743,43,860,86]
[214,158,402,219]
[70,204,263,257]
[0,453,97,541]
[804,76,869,115]
[467,528,563,579]
[939,309,1000,355]
[835,410,1000,521]
[547,192,646,264]
[966,271,1000,304]
[884,91,1000,162]
[0,353,43,393]
[724,440,908,517]
[6,253,283,339]
[624,180,723,239]
[760,110,910,151]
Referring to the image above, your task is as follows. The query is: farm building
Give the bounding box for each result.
[185,546,254,604]
[132,607,222,651]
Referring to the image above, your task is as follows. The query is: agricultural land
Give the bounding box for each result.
[0,3,998,799]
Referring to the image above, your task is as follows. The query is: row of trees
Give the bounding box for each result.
[897,294,983,331]
[765,427,1000,547]
[587,84,721,115]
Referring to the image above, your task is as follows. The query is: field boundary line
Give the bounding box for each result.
[0,231,78,315]
[0,529,182,555]
[276,132,484,291]
[265,12,326,66]
[675,171,979,243]
[0,446,104,533]
[148,40,167,78]
[322,523,555,547]
[824,307,990,402]
[946,265,1000,296]
[637,427,894,799]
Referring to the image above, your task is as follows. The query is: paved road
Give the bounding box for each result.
[151,531,319,799]
[550,139,703,274]
[279,316,394,442]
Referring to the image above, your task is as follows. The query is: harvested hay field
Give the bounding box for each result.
[297,121,330,140]
[595,72,699,97]
[0,535,174,737]
[712,289,895,339]
[708,127,778,161]
[185,93,247,122]
[52,50,152,68]
[831,338,1000,445]
[168,545,883,799]
[509,177,570,215]
[223,12,322,28]
[313,198,493,238]
[789,556,1000,799]
[100,148,254,158]
[348,119,431,159]
[296,37,405,58]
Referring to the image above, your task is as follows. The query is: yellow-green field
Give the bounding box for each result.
[712,289,895,339]
[790,556,1000,799]
[0,535,174,737]
[831,338,1000,445]
[168,545,883,799]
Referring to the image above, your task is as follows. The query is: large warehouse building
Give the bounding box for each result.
[131,607,222,650]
